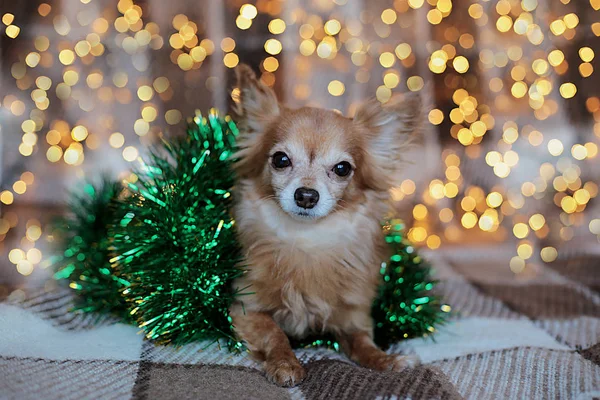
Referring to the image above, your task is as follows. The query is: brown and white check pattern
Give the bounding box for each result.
[1,244,599,400]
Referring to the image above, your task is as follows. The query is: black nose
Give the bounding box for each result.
[294,187,319,209]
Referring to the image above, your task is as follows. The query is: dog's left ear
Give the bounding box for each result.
[353,92,424,190]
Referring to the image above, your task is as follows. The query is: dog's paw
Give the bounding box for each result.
[366,353,420,372]
[264,359,306,387]
[389,353,420,370]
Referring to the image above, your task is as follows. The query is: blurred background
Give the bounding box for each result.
[0,0,599,292]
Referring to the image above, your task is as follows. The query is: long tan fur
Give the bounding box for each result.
[229,64,424,387]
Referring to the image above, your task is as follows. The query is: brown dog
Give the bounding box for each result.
[229,64,423,387]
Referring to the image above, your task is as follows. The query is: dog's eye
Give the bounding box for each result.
[272,152,291,169]
[333,161,352,177]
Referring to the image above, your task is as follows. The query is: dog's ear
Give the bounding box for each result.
[234,63,280,133]
[232,64,280,178]
[353,92,424,190]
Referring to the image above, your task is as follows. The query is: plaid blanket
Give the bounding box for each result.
[1,245,599,400]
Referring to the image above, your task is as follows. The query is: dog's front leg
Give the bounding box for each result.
[337,331,419,371]
[230,304,306,387]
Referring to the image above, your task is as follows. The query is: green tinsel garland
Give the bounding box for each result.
[52,178,131,319]
[111,110,244,349]
[53,109,448,351]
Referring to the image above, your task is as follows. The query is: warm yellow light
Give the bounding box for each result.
[426,235,441,250]
[71,125,88,141]
[486,192,503,208]
[27,248,42,264]
[1,191,14,205]
[13,181,26,195]
[579,47,595,62]
[236,15,252,30]
[485,151,502,167]
[264,39,282,55]
[2,13,14,25]
[407,76,424,91]
[381,9,397,24]
[428,109,444,125]
[59,49,75,65]
[510,257,525,273]
[122,146,139,162]
[550,20,566,36]
[571,144,587,160]
[109,132,125,148]
[379,52,395,68]
[579,63,594,78]
[223,53,239,68]
[453,56,469,73]
[540,247,558,262]
[177,53,193,71]
[589,219,600,235]
[165,109,182,125]
[547,139,564,156]
[503,127,519,144]
[439,208,454,223]
[46,146,62,162]
[413,204,428,220]
[327,80,345,96]
[563,13,579,29]
[299,40,316,56]
[5,25,20,39]
[513,223,529,239]
[408,0,425,9]
[445,165,461,181]
[560,196,577,213]
[461,196,477,211]
[410,227,427,242]
[457,128,474,146]
[401,180,416,195]
[574,189,590,205]
[324,19,341,36]
[511,81,527,98]
[548,50,565,66]
[461,212,478,229]
[444,183,459,198]
[529,214,545,230]
[496,15,513,32]
[26,225,42,241]
[585,142,598,158]
[427,9,443,25]
[517,243,533,260]
[383,72,400,89]
[263,57,279,72]
[240,4,258,19]
[395,43,412,60]
[504,150,519,167]
[430,180,445,200]
[559,83,577,99]
[268,19,286,34]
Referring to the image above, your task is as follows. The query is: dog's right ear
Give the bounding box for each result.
[233,64,280,178]
[234,64,280,133]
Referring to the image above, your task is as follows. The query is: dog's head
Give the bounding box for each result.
[233,64,423,221]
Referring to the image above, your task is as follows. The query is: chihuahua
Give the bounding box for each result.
[229,64,423,387]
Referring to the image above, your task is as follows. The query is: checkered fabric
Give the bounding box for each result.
[1,245,599,400]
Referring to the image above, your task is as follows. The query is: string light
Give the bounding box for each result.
[0,0,598,281]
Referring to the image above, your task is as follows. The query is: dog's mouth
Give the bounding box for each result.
[291,210,316,220]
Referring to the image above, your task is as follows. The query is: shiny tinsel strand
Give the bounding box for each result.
[52,177,131,319]
[110,109,244,350]
[372,219,449,349]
